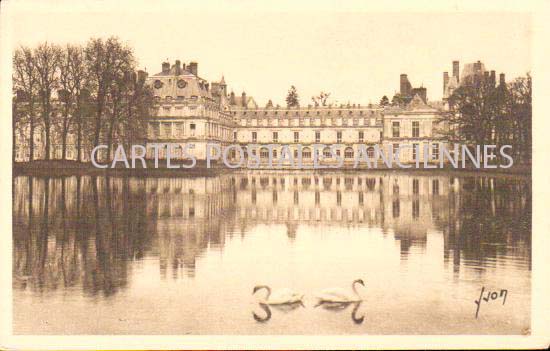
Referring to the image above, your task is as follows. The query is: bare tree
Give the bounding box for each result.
[58,44,89,161]
[311,91,330,107]
[86,37,135,160]
[13,47,38,161]
[34,43,61,160]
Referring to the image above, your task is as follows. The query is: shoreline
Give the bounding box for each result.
[13,160,531,178]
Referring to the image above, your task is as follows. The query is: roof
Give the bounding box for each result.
[231,106,383,119]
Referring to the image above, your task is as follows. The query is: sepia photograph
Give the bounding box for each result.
[1,0,549,349]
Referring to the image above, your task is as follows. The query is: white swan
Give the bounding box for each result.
[315,279,365,304]
[252,285,304,305]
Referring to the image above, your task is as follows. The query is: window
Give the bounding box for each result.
[315,131,321,143]
[252,131,257,143]
[323,147,332,158]
[260,147,269,158]
[294,131,299,143]
[345,147,354,159]
[175,122,184,137]
[233,131,237,141]
[392,121,400,138]
[412,143,419,161]
[413,178,419,195]
[412,199,420,219]
[358,131,364,143]
[432,179,440,195]
[337,131,342,143]
[190,123,196,136]
[294,191,299,205]
[392,199,400,218]
[161,123,171,138]
[432,143,439,160]
[393,143,400,157]
[412,121,420,138]
[367,146,375,158]
[272,131,278,143]
[303,147,311,159]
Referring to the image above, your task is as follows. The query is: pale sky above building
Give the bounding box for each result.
[7,0,531,106]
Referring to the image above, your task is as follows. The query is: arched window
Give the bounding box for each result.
[345,147,354,158]
[323,147,332,158]
[367,146,375,158]
[303,147,311,159]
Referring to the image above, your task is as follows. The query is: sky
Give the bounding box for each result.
[6,1,532,106]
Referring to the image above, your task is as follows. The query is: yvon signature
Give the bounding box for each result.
[475,286,508,318]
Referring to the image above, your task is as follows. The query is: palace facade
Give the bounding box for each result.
[144,60,447,166]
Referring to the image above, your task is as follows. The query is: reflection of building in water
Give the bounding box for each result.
[230,171,450,255]
[379,174,450,254]
[145,177,237,278]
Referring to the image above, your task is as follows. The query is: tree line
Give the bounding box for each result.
[442,74,532,164]
[13,37,154,163]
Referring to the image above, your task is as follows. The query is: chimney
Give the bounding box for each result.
[499,73,506,86]
[483,71,490,83]
[443,72,449,93]
[490,70,496,86]
[241,91,247,107]
[452,60,460,83]
[189,62,198,76]
[175,60,181,75]
[162,61,170,74]
[400,74,411,96]
[474,60,482,74]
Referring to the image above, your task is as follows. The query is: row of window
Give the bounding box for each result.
[236,146,374,159]
[239,110,378,116]
[240,117,379,128]
[250,131,368,143]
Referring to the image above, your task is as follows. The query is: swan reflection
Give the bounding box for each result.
[315,300,365,324]
[252,301,304,323]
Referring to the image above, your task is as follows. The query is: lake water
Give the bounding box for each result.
[12,171,531,334]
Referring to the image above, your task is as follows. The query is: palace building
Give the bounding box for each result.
[144,59,447,166]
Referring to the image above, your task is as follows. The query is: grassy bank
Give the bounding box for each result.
[13,159,531,178]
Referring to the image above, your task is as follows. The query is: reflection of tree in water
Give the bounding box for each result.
[13,176,150,296]
[440,176,531,272]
